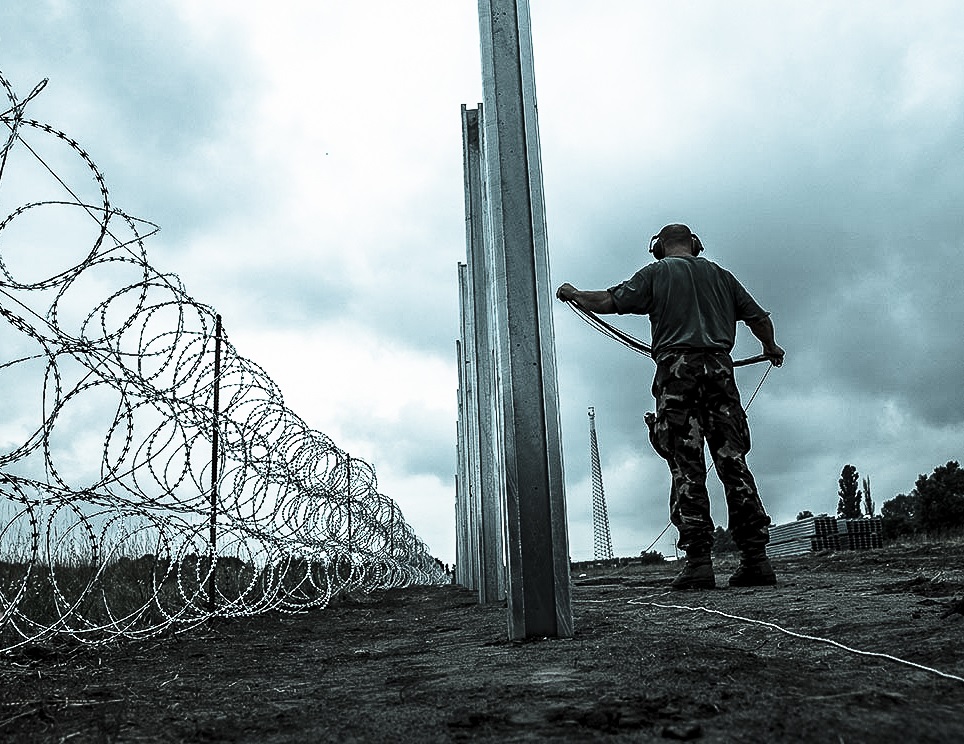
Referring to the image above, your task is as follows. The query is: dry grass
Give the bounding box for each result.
[0,554,335,649]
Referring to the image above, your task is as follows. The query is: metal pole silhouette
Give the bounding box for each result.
[346,452,353,555]
[207,313,222,613]
[588,407,613,561]
[459,106,506,605]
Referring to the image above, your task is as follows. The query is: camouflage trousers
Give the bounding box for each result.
[647,350,771,556]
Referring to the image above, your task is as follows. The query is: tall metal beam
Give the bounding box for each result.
[454,343,471,589]
[461,106,505,604]
[476,0,572,639]
[455,284,480,592]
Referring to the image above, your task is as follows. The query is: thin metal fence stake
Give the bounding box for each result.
[347,452,353,556]
[207,313,222,615]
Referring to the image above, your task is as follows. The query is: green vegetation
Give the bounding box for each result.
[862,476,875,517]
[786,461,964,543]
[837,464,863,520]
[638,550,665,565]
[0,553,335,649]
[881,461,964,540]
[711,526,738,554]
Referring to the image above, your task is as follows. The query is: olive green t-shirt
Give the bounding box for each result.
[607,256,769,359]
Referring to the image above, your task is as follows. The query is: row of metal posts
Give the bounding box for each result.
[455,0,573,640]
[204,0,573,635]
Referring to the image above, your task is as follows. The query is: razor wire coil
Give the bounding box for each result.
[0,71,446,653]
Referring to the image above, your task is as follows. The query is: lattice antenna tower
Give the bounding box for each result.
[588,407,614,560]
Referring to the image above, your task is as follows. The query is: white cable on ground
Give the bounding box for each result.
[629,597,964,685]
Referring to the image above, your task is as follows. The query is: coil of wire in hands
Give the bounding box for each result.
[0,71,446,653]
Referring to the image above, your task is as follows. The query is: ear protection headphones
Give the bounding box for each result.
[648,227,704,260]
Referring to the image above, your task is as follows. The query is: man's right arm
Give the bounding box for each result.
[555,283,617,313]
[746,315,785,366]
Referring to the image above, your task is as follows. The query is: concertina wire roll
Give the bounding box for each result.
[0,72,447,652]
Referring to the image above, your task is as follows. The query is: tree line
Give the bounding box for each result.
[712,459,964,552]
[812,460,964,539]
[878,460,964,539]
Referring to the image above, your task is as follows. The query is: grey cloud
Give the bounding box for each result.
[4,1,964,563]
[2,2,266,243]
[346,402,455,485]
[217,265,356,329]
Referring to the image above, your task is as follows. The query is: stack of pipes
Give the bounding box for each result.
[767,515,883,558]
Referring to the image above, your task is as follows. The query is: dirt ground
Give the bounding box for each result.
[2,542,963,743]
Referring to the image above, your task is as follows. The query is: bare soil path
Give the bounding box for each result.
[2,543,963,743]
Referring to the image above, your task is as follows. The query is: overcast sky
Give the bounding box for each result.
[2,1,963,564]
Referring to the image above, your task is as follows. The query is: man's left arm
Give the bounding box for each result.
[745,315,785,366]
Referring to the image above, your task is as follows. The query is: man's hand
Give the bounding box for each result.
[763,343,785,367]
[556,283,577,302]
[746,316,784,367]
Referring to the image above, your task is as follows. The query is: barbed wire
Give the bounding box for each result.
[0,70,446,652]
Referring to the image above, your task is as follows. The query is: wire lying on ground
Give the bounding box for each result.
[629,597,964,685]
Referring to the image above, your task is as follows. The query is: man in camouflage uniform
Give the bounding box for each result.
[556,224,785,590]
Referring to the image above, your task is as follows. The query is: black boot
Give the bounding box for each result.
[729,553,777,587]
[671,552,716,591]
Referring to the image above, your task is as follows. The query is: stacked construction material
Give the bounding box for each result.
[811,515,841,551]
[767,516,823,558]
[766,516,882,558]
[837,517,883,550]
